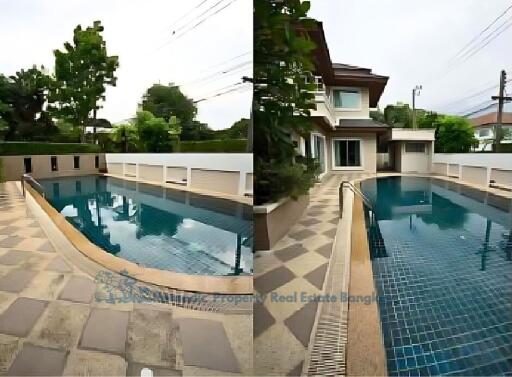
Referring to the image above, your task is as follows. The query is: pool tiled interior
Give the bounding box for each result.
[0,182,251,376]
[363,176,512,376]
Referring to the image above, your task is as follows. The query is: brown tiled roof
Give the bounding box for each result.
[295,21,388,107]
[470,112,512,127]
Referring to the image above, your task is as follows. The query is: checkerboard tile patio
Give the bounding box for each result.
[254,173,372,376]
[0,182,251,376]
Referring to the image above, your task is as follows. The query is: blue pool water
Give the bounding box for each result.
[39,175,252,276]
[360,176,512,376]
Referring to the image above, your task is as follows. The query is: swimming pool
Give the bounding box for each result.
[39,175,252,276]
[360,176,512,376]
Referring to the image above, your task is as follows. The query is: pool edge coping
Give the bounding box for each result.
[25,184,253,295]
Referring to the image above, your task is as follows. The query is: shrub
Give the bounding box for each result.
[0,142,100,155]
[255,158,319,205]
[179,139,247,153]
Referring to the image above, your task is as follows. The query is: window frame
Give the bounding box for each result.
[50,156,58,172]
[332,87,362,111]
[23,157,32,174]
[95,155,99,169]
[331,138,364,170]
[405,142,427,154]
[73,156,80,169]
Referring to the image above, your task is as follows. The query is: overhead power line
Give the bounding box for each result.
[163,0,210,36]
[157,0,239,50]
[425,4,512,85]
[194,82,251,103]
[434,83,499,111]
[457,14,512,64]
[448,3,512,64]
[184,61,252,87]
[460,102,498,117]
[171,0,226,35]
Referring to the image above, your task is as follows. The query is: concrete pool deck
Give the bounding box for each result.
[0,181,252,376]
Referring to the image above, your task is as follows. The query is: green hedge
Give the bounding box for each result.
[179,139,247,153]
[0,142,101,156]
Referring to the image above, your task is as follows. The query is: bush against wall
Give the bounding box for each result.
[0,142,100,155]
[179,139,247,153]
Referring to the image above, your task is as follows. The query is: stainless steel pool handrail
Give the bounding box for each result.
[339,181,374,218]
[21,174,45,198]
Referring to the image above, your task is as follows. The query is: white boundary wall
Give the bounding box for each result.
[432,153,512,187]
[105,153,253,196]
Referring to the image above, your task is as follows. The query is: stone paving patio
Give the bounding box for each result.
[0,182,251,376]
[253,173,373,376]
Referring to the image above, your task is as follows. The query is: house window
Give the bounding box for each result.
[333,139,361,167]
[95,155,99,169]
[479,129,490,137]
[73,156,80,169]
[333,89,361,109]
[51,156,58,172]
[23,158,32,174]
[405,142,426,153]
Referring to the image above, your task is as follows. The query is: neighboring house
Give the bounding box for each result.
[294,22,435,176]
[469,112,512,151]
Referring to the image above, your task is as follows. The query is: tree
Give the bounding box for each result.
[225,118,249,139]
[383,103,412,128]
[111,123,138,152]
[254,0,319,204]
[134,111,180,152]
[0,74,12,137]
[435,116,477,153]
[49,21,119,142]
[212,118,249,139]
[370,109,385,123]
[0,67,55,140]
[141,84,202,140]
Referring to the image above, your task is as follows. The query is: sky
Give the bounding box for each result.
[0,0,252,130]
[309,0,512,117]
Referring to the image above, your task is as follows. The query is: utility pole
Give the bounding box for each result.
[412,85,422,129]
[491,70,511,151]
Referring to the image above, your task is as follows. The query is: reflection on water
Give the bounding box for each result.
[361,176,512,269]
[40,175,253,276]
[360,176,512,376]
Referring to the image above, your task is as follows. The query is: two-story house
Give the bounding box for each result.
[295,21,436,177]
[470,112,512,151]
